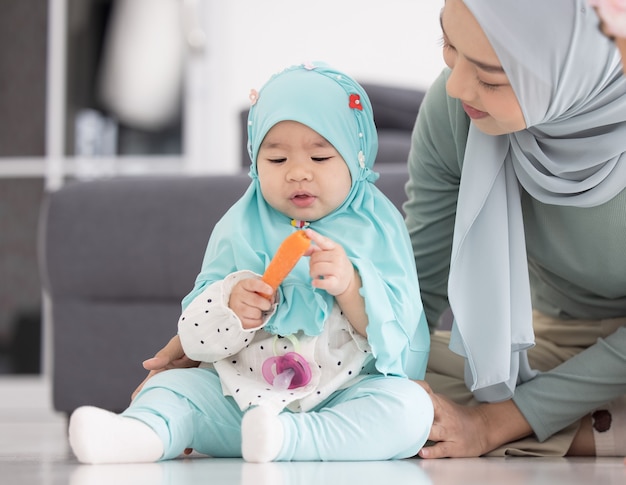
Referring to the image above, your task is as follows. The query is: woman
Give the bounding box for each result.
[408,0,626,458]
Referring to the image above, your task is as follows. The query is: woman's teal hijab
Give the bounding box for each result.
[182,63,429,379]
[449,0,626,401]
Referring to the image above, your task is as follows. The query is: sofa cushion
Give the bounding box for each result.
[41,175,250,301]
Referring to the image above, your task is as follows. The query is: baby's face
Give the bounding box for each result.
[256,121,351,222]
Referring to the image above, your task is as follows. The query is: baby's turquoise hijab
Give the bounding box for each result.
[450,0,626,401]
[183,63,429,379]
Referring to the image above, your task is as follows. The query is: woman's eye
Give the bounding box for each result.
[440,37,456,68]
[439,35,454,52]
[477,79,500,91]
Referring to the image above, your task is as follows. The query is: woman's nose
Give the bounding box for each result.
[446,57,475,102]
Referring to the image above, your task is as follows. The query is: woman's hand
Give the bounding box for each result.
[131,335,200,401]
[415,381,532,458]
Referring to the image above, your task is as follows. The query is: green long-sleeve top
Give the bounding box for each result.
[405,69,626,441]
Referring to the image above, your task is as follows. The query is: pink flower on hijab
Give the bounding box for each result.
[589,0,626,37]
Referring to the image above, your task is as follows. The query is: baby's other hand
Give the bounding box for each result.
[229,278,274,329]
[304,228,353,296]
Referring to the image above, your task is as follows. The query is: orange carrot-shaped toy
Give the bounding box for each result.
[260,230,311,299]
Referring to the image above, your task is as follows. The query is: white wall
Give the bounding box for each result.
[187,0,445,174]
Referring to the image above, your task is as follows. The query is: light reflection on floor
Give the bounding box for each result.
[2,377,625,485]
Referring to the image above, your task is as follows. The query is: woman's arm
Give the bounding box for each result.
[513,327,626,441]
[418,327,626,457]
[404,69,470,329]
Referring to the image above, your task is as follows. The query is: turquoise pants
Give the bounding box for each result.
[124,368,432,461]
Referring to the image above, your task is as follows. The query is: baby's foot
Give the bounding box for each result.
[68,406,164,464]
[241,406,284,463]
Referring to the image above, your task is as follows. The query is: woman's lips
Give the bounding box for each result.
[462,102,488,120]
[290,193,316,208]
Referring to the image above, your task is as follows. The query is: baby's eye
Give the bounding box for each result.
[268,157,286,163]
[311,156,332,162]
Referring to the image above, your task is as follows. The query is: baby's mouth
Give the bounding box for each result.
[290,192,316,208]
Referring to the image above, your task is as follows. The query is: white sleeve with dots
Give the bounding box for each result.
[177,270,276,363]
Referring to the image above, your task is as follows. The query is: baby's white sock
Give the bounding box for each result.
[68,406,164,464]
[592,395,626,456]
[241,406,284,463]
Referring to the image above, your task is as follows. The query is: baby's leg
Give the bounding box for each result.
[242,375,433,462]
[69,368,243,463]
[69,405,164,464]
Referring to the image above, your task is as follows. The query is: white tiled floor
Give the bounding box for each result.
[2,377,625,485]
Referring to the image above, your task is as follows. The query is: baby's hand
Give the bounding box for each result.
[229,278,274,329]
[304,228,354,296]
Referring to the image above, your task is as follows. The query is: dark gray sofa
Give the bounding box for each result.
[39,84,424,415]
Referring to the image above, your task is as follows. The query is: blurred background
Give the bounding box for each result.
[0,0,444,376]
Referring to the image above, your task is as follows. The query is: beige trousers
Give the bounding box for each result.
[425,310,626,456]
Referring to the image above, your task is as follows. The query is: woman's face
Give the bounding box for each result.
[440,0,526,135]
[612,37,626,68]
[589,0,626,70]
